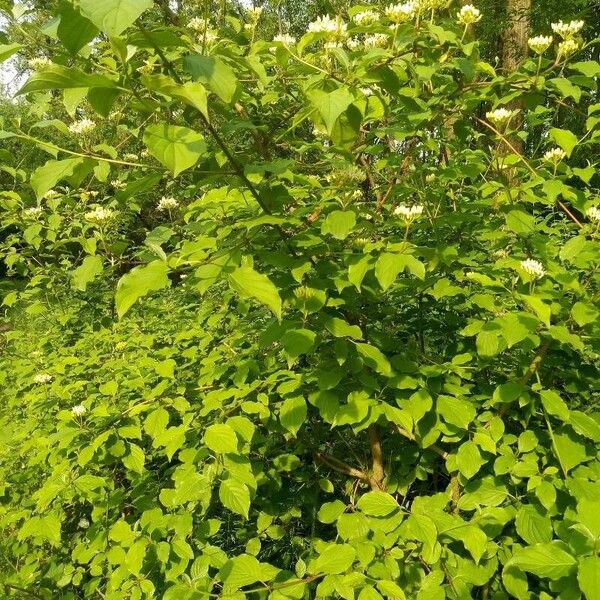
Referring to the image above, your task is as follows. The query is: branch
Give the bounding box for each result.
[367,424,385,489]
[315,452,371,482]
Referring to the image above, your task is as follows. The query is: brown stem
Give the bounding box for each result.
[368,424,385,489]
[315,452,371,482]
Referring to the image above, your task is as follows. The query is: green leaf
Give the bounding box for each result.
[510,543,576,580]
[229,266,282,319]
[578,556,600,600]
[549,128,578,157]
[520,294,551,327]
[204,423,239,454]
[79,0,152,36]
[142,124,206,176]
[502,565,528,600]
[540,389,569,421]
[456,441,484,479]
[324,317,362,340]
[437,396,476,430]
[356,491,399,517]
[515,505,553,544]
[355,343,392,377]
[141,74,209,120]
[183,55,239,103]
[123,443,145,473]
[115,260,170,319]
[505,210,535,235]
[569,411,600,443]
[30,157,85,200]
[279,396,307,436]
[317,500,346,524]
[307,543,356,575]
[307,87,354,135]
[554,428,589,473]
[0,43,22,63]
[144,408,170,441]
[281,329,316,360]
[219,479,250,519]
[57,2,99,54]
[321,210,356,240]
[18,65,117,94]
[375,252,404,291]
[571,302,598,327]
[72,255,103,291]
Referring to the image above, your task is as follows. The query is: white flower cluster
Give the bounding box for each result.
[457,4,481,25]
[24,206,43,217]
[28,57,52,70]
[246,6,263,22]
[544,147,566,164]
[43,189,59,199]
[558,39,579,56]
[364,33,390,48]
[586,206,600,222]
[69,118,96,135]
[189,17,209,31]
[157,196,179,211]
[273,34,296,45]
[486,107,519,127]
[394,204,424,221]
[385,2,416,24]
[123,153,139,161]
[520,258,545,279]
[353,10,379,25]
[85,206,115,225]
[308,15,348,41]
[72,404,87,416]
[528,35,553,55]
[78,518,90,529]
[111,179,126,189]
[34,373,53,384]
[551,20,584,39]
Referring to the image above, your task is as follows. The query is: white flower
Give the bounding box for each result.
[78,518,90,529]
[34,373,53,384]
[247,6,263,22]
[420,0,447,9]
[308,15,348,41]
[544,147,566,164]
[189,17,209,31]
[273,34,296,45]
[585,206,600,222]
[137,60,156,75]
[520,258,545,279]
[324,41,342,50]
[486,107,519,127]
[353,10,379,26]
[385,2,416,23]
[528,35,553,54]
[123,153,139,161]
[110,179,126,189]
[157,196,179,211]
[557,39,580,56]
[71,404,87,417]
[43,189,59,199]
[24,206,43,217]
[394,204,424,221]
[425,173,435,183]
[364,33,389,48]
[69,118,96,135]
[347,37,362,49]
[457,4,481,25]
[28,57,52,70]
[85,206,115,225]
[551,20,584,39]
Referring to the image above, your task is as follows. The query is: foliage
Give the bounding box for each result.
[0,0,600,599]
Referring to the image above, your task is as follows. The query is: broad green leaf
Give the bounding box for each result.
[520,294,551,327]
[554,428,589,473]
[307,87,354,135]
[317,500,346,524]
[144,408,170,440]
[183,55,239,103]
[142,124,206,176]
[357,491,399,517]
[324,317,362,339]
[578,556,600,600]
[204,423,239,453]
[307,543,356,575]
[123,443,145,473]
[505,210,535,235]
[456,441,484,479]
[229,266,282,319]
[0,43,22,63]
[115,260,170,319]
[355,343,392,377]
[141,74,209,119]
[79,0,152,36]
[18,65,117,94]
[321,210,356,240]
[571,301,598,327]
[540,389,569,421]
[279,396,307,436]
[515,505,553,544]
[502,565,528,600]
[569,411,600,443]
[219,479,251,519]
[281,329,316,360]
[510,543,576,580]
[72,255,103,291]
[30,157,85,199]
[437,395,476,430]
[375,252,404,291]
[549,128,578,157]
[57,2,99,54]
